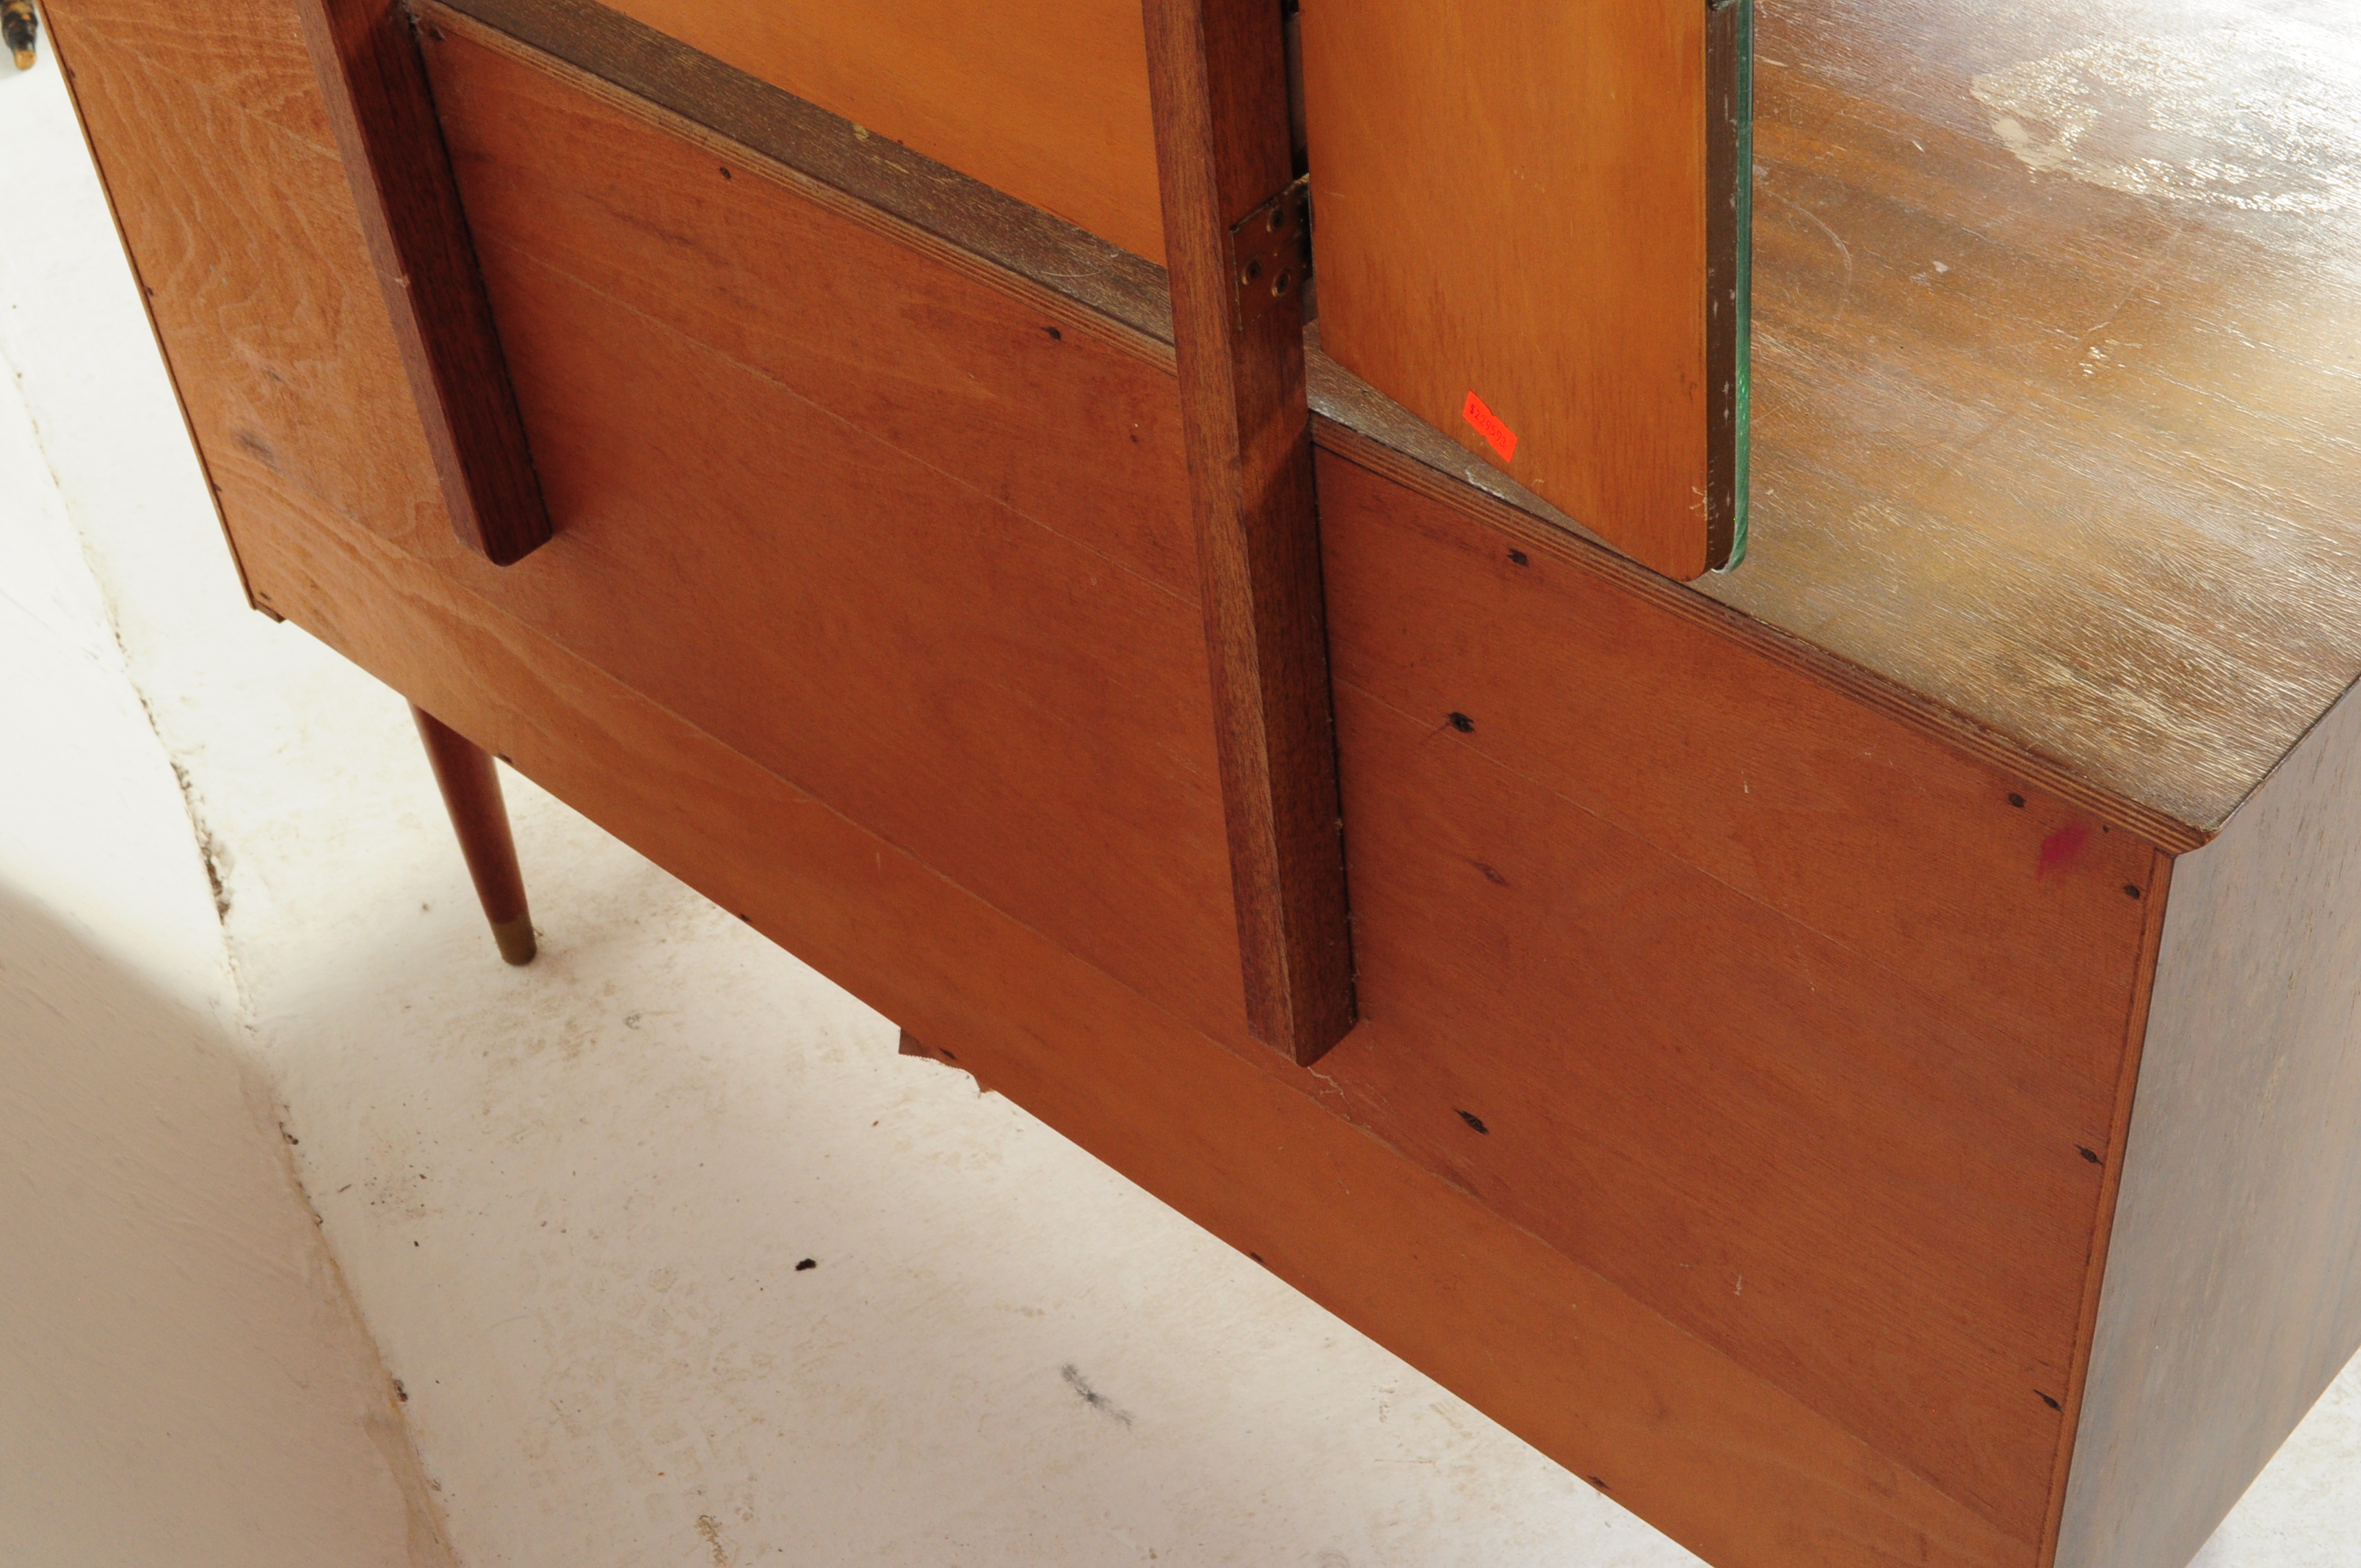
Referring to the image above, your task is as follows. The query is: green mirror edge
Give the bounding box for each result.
[1719,0,1755,573]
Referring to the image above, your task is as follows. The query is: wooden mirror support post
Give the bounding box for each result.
[294,0,553,566]
[1140,0,1356,1067]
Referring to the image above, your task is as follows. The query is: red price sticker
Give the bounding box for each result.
[1462,391,1518,462]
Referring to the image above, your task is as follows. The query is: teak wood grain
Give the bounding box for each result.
[289,0,550,564]
[305,0,2361,843]
[1300,0,1729,578]
[414,12,1256,1048]
[1139,0,1354,1064]
[75,0,2361,1560]
[1311,454,2154,1542]
[51,0,2184,1553]
[410,0,2169,1090]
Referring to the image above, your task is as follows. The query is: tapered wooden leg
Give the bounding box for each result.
[410,703,536,965]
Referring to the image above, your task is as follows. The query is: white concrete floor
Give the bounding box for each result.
[6,31,2361,1568]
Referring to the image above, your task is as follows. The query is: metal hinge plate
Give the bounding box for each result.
[1228,175,1313,332]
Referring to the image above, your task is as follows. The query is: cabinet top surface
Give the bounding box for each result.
[453,0,2357,839]
[1698,0,2361,835]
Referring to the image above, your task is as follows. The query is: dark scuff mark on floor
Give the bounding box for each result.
[1060,1363,1135,1426]
[167,760,231,919]
[695,1512,731,1567]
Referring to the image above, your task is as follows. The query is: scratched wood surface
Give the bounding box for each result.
[424,0,2361,843]
[1704,0,2361,834]
[484,0,2361,821]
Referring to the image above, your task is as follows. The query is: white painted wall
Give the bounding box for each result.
[1,57,449,1568]
[7,28,2360,1568]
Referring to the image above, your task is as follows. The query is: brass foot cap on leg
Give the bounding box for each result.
[491,914,537,966]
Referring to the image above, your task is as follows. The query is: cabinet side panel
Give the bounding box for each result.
[2061,681,2361,1568]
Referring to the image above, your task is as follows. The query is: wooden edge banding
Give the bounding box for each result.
[419,0,2202,857]
[2038,846,2172,1567]
[38,10,264,615]
[294,0,551,564]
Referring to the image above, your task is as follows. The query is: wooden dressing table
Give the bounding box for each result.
[45,0,2361,1563]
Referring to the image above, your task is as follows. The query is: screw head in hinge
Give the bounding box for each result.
[4,0,38,69]
[1227,175,1313,332]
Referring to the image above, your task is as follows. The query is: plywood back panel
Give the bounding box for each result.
[217,430,2037,1568]
[414,9,1254,1045]
[411,41,2162,1538]
[598,0,1166,263]
[1301,0,1728,579]
[1310,453,2158,1544]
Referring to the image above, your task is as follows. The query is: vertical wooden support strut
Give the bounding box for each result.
[412,705,537,965]
[1139,0,1355,1064]
[294,0,552,565]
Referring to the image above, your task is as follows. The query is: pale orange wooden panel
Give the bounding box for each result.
[599,0,1166,264]
[69,0,336,148]
[1302,0,1722,578]
[1327,680,2107,1541]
